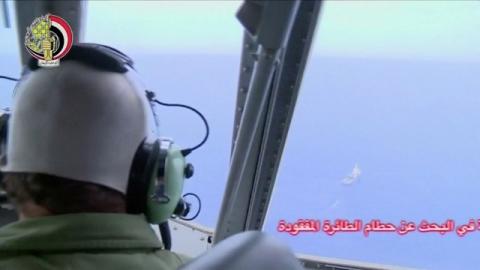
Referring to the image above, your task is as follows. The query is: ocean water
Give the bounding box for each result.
[264,56,480,269]
[1,53,479,269]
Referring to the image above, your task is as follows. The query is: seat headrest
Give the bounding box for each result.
[179,231,303,270]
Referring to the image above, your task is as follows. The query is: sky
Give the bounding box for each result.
[83,1,480,62]
[1,1,480,269]
[2,1,480,61]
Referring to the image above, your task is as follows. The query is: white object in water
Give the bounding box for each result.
[342,163,361,185]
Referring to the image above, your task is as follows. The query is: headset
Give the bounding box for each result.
[0,43,205,229]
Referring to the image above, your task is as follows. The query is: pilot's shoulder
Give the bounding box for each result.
[155,249,192,267]
[0,250,189,270]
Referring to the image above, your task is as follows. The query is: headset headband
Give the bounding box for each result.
[28,43,134,73]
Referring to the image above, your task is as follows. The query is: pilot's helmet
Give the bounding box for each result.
[1,44,156,194]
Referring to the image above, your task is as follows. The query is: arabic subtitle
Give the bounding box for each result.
[277,219,480,237]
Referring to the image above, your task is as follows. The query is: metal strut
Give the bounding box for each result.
[215,0,322,243]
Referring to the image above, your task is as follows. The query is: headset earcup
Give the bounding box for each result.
[127,138,186,224]
[0,112,10,167]
[126,139,161,214]
[146,140,186,224]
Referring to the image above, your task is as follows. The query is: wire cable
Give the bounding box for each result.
[179,192,201,221]
[146,90,209,156]
[158,222,172,250]
[0,75,19,82]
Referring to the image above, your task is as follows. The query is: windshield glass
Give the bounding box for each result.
[0,1,20,108]
[264,2,480,269]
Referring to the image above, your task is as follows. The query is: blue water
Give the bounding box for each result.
[265,56,480,269]
[2,53,479,269]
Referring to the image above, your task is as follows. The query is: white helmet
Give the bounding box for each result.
[1,44,155,194]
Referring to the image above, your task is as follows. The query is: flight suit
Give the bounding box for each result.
[0,213,187,270]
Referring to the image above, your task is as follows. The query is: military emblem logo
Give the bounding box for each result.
[24,14,73,67]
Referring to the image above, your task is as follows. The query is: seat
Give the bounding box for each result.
[179,231,303,270]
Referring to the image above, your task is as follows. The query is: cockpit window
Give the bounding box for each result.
[85,1,243,227]
[264,2,480,269]
[0,1,20,108]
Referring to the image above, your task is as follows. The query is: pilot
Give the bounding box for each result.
[0,44,188,269]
